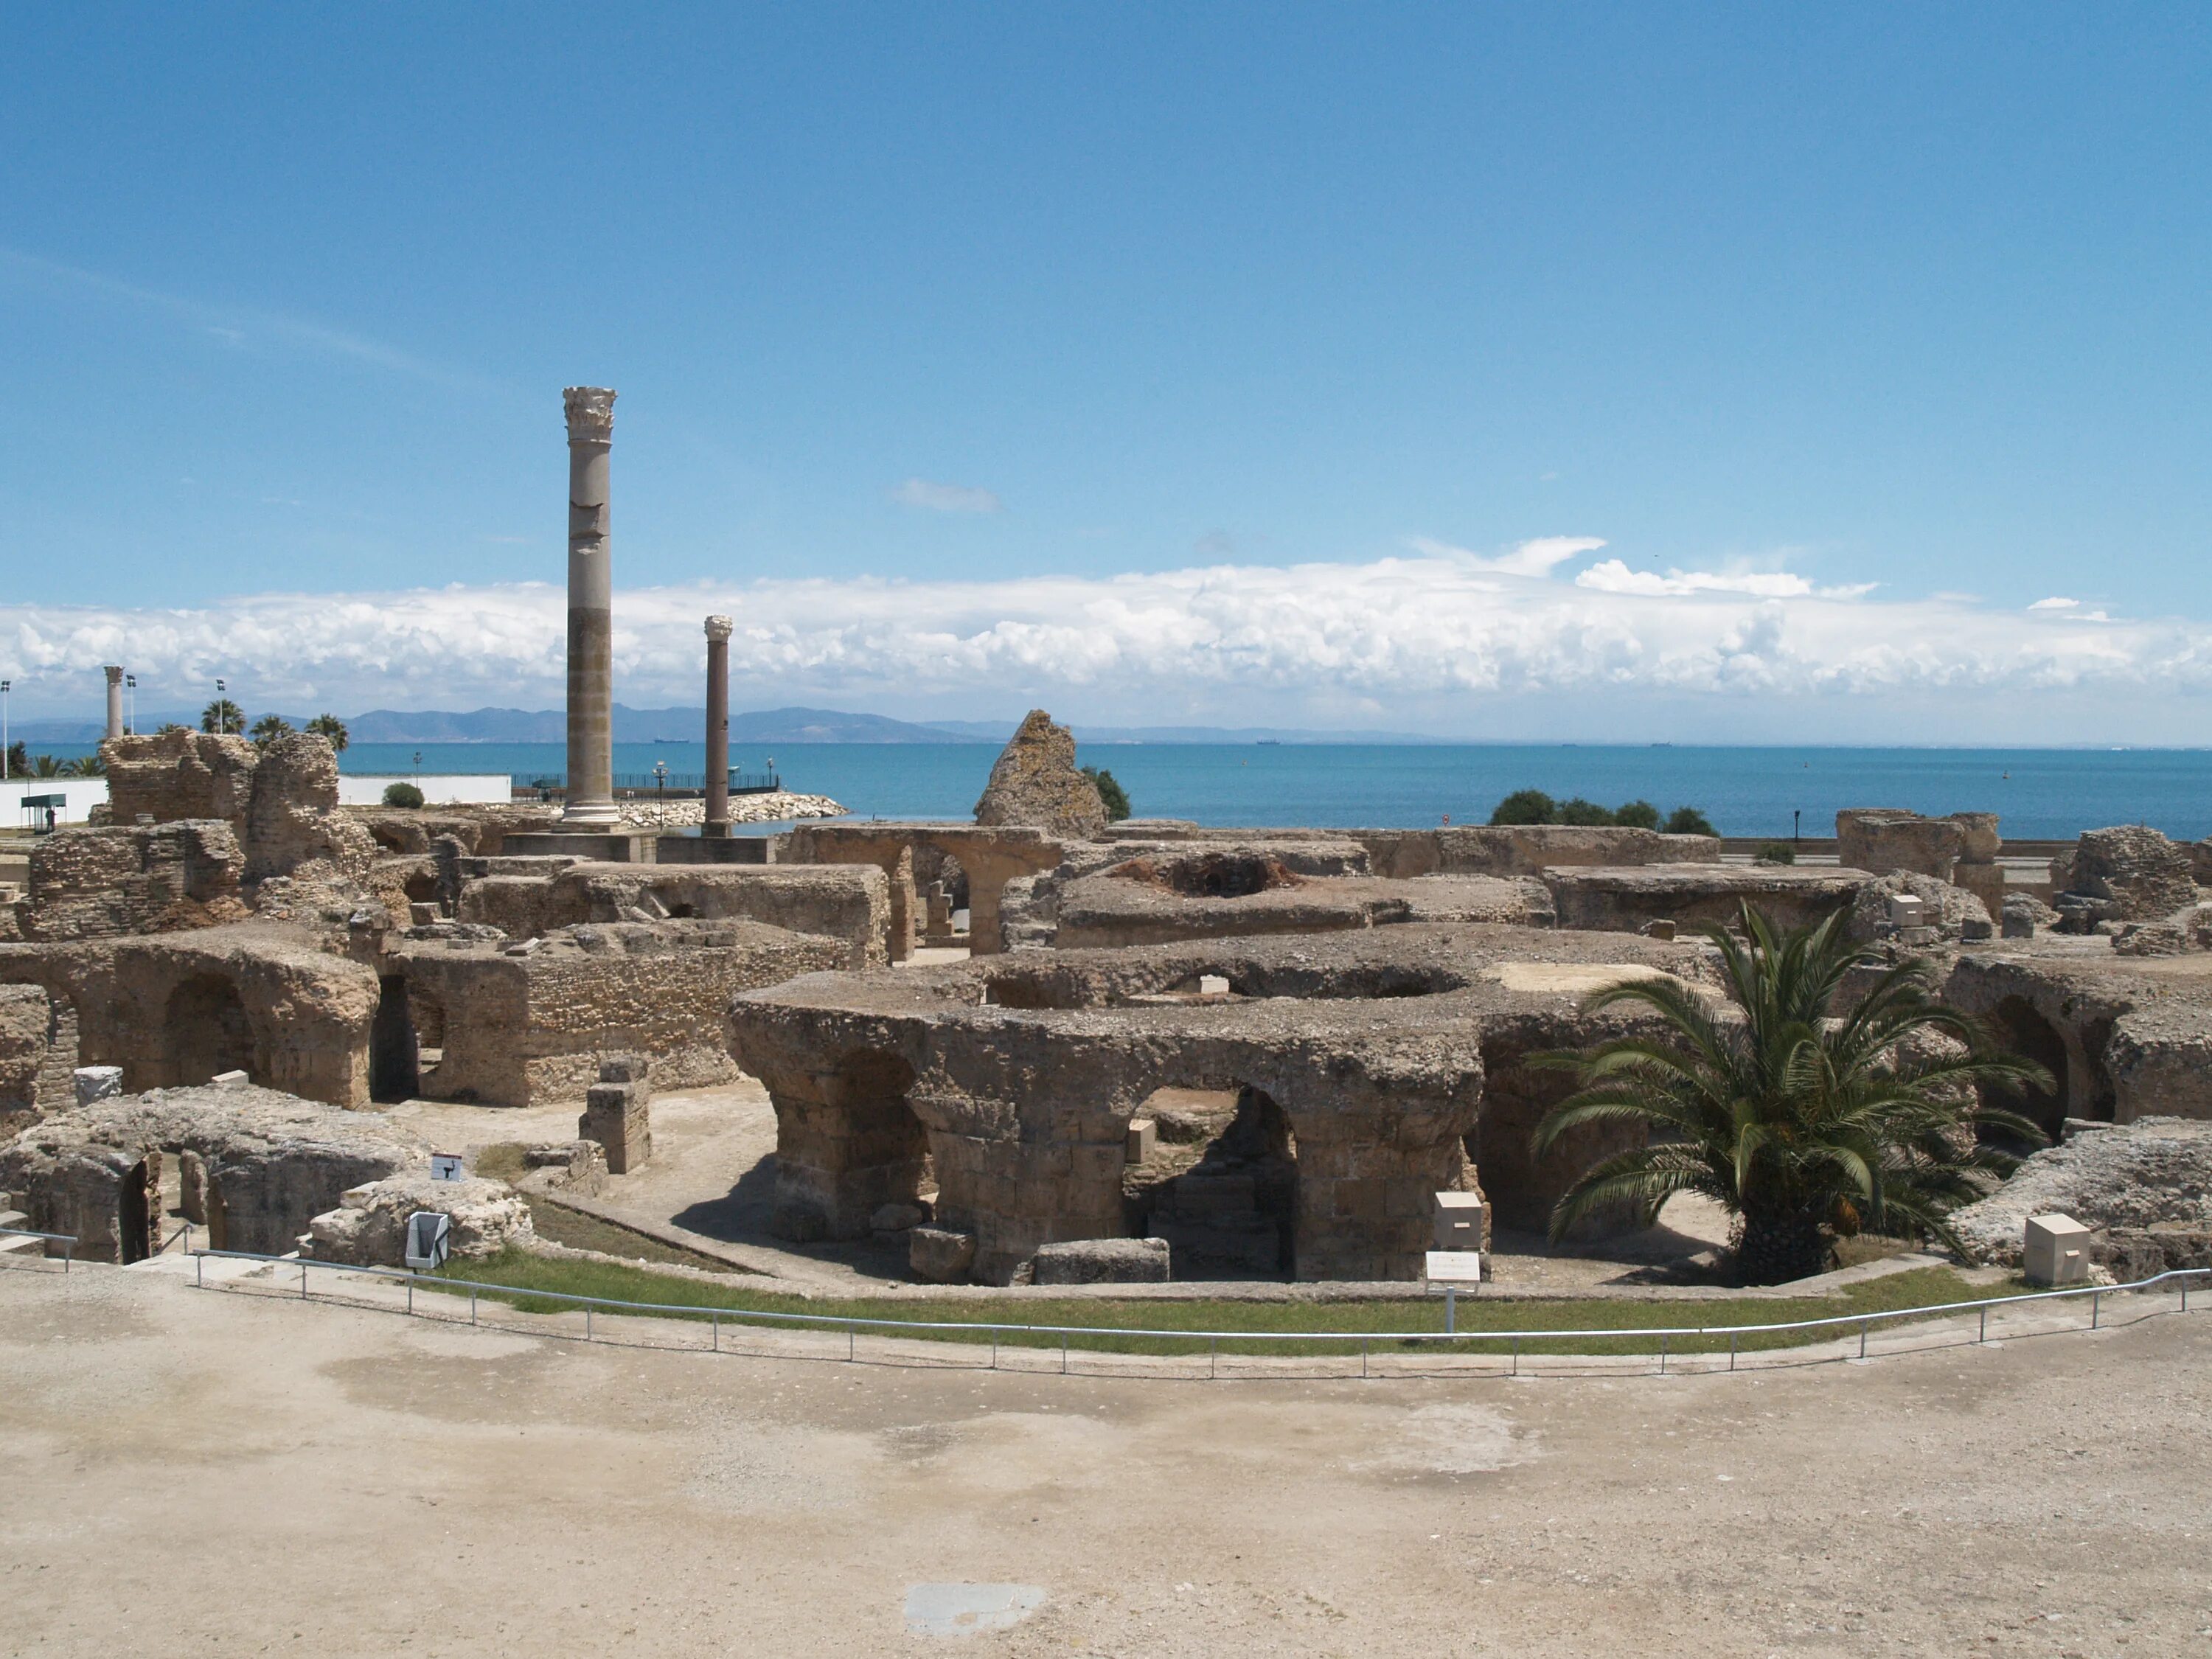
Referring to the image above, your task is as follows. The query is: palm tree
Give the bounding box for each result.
[201,698,243,736]
[249,713,293,746]
[1532,905,2049,1285]
[29,753,63,777]
[63,753,106,778]
[305,712,349,752]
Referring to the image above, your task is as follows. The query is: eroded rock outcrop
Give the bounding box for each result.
[2053,826,2200,931]
[0,1082,422,1261]
[1948,1117,2212,1266]
[306,1172,532,1265]
[973,711,1107,839]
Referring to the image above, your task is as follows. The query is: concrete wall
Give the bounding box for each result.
[338,774,512,807]
[1,780,111,826]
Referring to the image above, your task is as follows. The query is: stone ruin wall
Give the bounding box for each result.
[102,731,258,834]
[0,1082,422,1261]
[0,925,377,1111]
[13,821,248,942]
[394,920,849,1108]
[451,860,889,970]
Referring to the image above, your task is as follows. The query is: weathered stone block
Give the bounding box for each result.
[909,1225,977,1282]
[1031,1237,1170,1284]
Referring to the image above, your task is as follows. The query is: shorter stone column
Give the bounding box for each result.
[703,615,732,838]
[103,667,124,741]
[579,1053,651,1174]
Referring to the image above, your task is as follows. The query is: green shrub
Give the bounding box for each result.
[1663,806,1717,837]
[1080,765,1131,822]
[1755,842,1796,865]
[1613,799,1660,830]
[1556,797,1615,827]
[381,782,425,809]
[1489,788,1556,826]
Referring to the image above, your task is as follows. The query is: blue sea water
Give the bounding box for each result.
[325,742,2212,841]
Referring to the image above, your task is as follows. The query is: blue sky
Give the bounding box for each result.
[4,4,2211,737]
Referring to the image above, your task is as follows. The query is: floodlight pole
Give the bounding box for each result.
[1,678,10,780]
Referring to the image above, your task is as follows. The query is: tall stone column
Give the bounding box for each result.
[703,615,733,838]
[562,386,619,827]
[103,666,124,741]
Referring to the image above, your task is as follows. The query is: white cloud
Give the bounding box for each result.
[1407,534,1607,577]
[2030,597,2081,611]
[1574,558,1877,600]
[7,543,2211,742]
[890,477,1004,514]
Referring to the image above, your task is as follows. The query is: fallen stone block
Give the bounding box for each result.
[1031,1236,1171,1284]
[909,1225,977,1282]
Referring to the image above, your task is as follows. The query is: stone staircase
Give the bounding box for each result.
[0,1192,49,1258]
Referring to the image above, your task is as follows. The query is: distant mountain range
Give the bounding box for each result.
[341,705,988,744]
[7,704,1448,747]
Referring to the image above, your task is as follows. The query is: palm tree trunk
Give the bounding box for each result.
[1735,1208,1829,1285]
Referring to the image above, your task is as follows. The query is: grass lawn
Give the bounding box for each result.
[425,1250,2037,1360]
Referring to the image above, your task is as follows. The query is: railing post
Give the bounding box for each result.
[2091,1290,2099,1331]
[712,1310,719,1352]
[195,1252,203,1289]
[470,1287,477,1326]
[849,1325,856,1363]
[1062,1332,1068,1374]
[990,1335,998,1371]
[301,1261,309,1300]
[1512,1335,1519,1377]
[1209,1336,1217,1380]
[586,1305,593,1340]
[1659,1332,1668,1375]
[1859,1318,1868,1359]
[1728,1330,1736,1372]
[1360,1337,1368,1379]
[407,1276,414,1315]
[1978,1304,1986,1343]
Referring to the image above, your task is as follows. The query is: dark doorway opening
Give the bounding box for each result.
[370,975,420,1102]
[164,974,252,1087]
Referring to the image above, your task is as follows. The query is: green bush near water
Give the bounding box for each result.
[1489,791,1714,834]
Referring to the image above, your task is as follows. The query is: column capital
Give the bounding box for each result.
[704,614,734,641]
[104,664,124,685]
[563,386,617,442]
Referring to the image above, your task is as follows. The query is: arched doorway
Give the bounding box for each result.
[164,974,253,1088]
[116,1155,160,1265]
[1983,996,2070,1140]
[1140,1085,1299,1279]
[370,975,420,1103]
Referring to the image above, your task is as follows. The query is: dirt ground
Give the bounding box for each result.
[2,1262,2205,1656]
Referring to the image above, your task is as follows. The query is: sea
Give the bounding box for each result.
[287,742,2212,841]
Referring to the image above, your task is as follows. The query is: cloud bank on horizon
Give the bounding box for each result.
[0,538,2197,740]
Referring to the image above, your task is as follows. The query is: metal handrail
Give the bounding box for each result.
[180,1248,2206,1373]
[1,1225,77,1270]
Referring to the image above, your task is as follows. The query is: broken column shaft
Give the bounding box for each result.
[561,386,619,827]
[703,615,733,837]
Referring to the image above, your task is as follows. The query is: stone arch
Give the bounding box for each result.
[1468,1029,1646,1240]
[369,975,420,1103]
[163,973,254,1088]
[1983,995,2072,1139]
[1128,1082,1299,1279]
[766,1048,931,1242]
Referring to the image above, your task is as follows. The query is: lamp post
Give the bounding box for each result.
[125,673,136,735]
[215,678,228,734]
[1,678,10,779]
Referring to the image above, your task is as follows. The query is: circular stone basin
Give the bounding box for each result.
[1489,961,1683,998]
